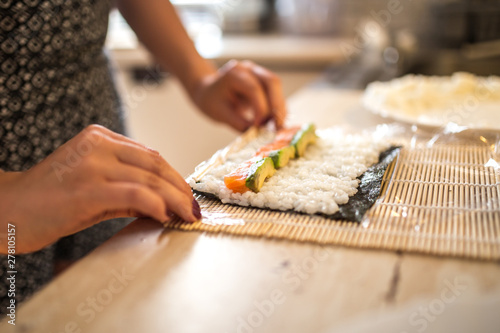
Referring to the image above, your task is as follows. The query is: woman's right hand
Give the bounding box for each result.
[0,125,201,254]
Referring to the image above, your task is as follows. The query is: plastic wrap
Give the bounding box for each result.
[176,121,500,259]
[357,122,500,256]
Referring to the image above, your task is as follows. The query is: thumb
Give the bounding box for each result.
[219,103,252,132]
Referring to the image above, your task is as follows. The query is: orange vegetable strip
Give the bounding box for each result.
[224,126,301,193]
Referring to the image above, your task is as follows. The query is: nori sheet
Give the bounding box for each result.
[193,146,401,223]
[327,146,400,222]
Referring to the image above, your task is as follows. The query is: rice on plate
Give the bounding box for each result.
[189,127,391,216]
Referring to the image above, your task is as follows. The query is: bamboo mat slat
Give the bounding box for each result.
[164,143,500,260]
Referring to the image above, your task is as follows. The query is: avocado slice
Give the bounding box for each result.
[291,123,317,157]
[267,145,296,168]
[245,157,276,192]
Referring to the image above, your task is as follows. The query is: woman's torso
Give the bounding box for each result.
[0,0,129,313]
[0,0,126,171]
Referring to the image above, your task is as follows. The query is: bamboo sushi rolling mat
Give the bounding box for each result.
[164,141,500,261]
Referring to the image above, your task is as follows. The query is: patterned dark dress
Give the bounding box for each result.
[0,0,130,312]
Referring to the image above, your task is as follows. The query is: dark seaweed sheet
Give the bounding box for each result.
[193,146,401,223]
[327,146,400,222]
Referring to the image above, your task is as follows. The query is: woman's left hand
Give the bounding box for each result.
[191,60,287,132]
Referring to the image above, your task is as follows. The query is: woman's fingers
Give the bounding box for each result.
[243,61,287,129]
[104,164,199,222]
[94,182,169,223]
[110,139,193,197]
[79,125,192,196]
[223,62,270,126]
[194,61,287,131]
[219,61,287,129]
[73,125,199,223]
[85,124,149,150]
[216,100,253,132]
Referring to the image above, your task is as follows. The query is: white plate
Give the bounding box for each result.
[362,72,500,130]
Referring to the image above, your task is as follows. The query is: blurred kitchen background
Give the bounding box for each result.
[106,0,500,176]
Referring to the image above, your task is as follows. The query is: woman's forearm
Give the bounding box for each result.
[116,0,288,131]
[0,125,201,254]
[116,0,216,98]
[0,171,33,254]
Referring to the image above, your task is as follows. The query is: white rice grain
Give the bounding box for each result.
[190,127,390,215]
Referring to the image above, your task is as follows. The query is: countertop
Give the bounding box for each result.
[2,85,500,333]
[109,34,350,70]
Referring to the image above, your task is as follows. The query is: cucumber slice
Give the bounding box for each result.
[245,157,276,192]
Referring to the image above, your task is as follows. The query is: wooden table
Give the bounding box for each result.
[3,86,500,333]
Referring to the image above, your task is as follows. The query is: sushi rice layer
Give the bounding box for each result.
[190,127,390,215]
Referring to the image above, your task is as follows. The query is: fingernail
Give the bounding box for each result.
[261,115,272,126]
[146,146,160,155]
[192,197,202,220]
[162,211,173,224]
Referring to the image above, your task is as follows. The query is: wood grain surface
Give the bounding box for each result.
[2,86,499,333]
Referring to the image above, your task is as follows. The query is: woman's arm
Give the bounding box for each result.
[116,0,286,131]
[0,125,200,254]
[117,0,215,98]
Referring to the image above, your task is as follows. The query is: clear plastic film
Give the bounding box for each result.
[359,122,500,258]
[176,122,500,259]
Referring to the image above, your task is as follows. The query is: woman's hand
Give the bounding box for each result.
[0,125,201,254]
[191,60,287,132]
[117,0,286,132]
